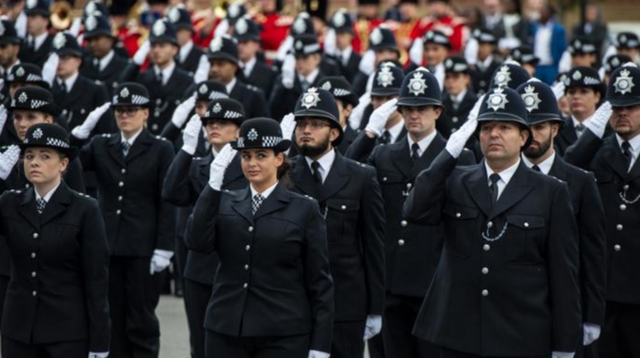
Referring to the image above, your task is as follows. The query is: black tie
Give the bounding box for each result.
[380,131,391,145]
[411,143,420,161]
[157,71,164,86]
[531,165,541,172]
[60,81,67,93]
[622,141,632,170]
[488,173,501,204]
[311,161,322,184]
[575,123,586,137]
[36,198,46,214]
[301,80,310,92]
[122,141,131,157]
[252,194,265,215]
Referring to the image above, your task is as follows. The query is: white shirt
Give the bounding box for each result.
[534,22,554,65]
[450,89,467,106]
[242,57,257,78]
[305,148,336,184]
[153,62,176,86]
[387,118,405,144]
[477,55,495,72]
[336,46,352,67]
[35,182,61,204]
[250,181,279,199]
[121,128,143,147]
[179,40,194,64]
[97,50,115,72]
[616,134,640,171]
[407,130,437,158]
[28,32,48,51]
[485,159,521,200]
[522,152,556,175]
[226,77,237,94]
[298,69,319,86]
[58,71,79,93]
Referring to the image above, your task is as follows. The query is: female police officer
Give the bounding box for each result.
[186,118,334,358]
[0,123,110,358]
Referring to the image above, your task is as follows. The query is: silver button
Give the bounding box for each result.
[116,210,121,215]
[452,116,459,123]
[119,181,124,187]
[118,196,123,201]
[156,99,162,105]
[406,183,412,189]
[32,291,37,297]
[483,244,491,251]
[524,222,529,228]
[243,283,248,288]
[614,244,621,252]
[620,204,627,211]
[487,221,494,228]
[121,169,126,174]
[33,233,38,239]
[248,226,254,232]
[341,205,347,210]
[482,289,489,297]
[152,123,159,130]
[31,271,36,277]
[456,212,461,218]
[245,245,250,251]
[624,184,630,190]
[398,240,405,246]
[383,177,388,182]
[617,224,623,231]
[244,264,249,270]
[400,220,408,227]
[25,183,30,188]
[482,267,489,275]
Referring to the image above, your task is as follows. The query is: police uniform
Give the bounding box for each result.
[487,62,531,91]
[615,32,640,62]
[518,81,606,358]
[317,77,360,155]
[136,19,194,135]
[0,19,21,105]
[569,36,598,66]
[0,124,110,358]
[290,88,386,358]
[406,30,451,72]
[405,87,581,357]
[564,66,640,358]
[470,28,502,96]
[234,17,279,99]
[327,10,362,84]
[166,7,207,78]
[604,54,633,79]
[76,83,176,358]
[368,68,475,358]
[18,0,54,69]
[185,117,334,358]
[351,27,399,97]
[510,46,540,68]
[162,99,248,358]
[440,56,478,138]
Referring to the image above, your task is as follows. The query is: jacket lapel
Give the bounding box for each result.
[253,182,290,220]
[291,156,321,197]
[489,162,535,219]
[18,188,39,230]
[390,140,414,178]
[560,119,578,145]
[411,134,446,178]
[231,187,254,225]
[38,182,72,226]
[126,130,154,163]
[601,138,630,179]
[106,133,126,167]
[548,155,568,181]
[199,152,214,185]
[318,153,351,203]
[463,163,492,218]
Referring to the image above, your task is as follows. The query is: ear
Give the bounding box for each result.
[59,156,69,173]
[434,106,444,119]
[520,128,530,146]
[330,127,340,142]
[44,115,53,124]
[550,123,560,138]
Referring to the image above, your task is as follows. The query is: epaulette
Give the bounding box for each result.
[101,133,112,138]
[156,135,168,141]
[7,189,22,194]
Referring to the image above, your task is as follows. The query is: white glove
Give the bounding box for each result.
[42,53,59,87]
[365,72,375,94]
[71,103,111,140]
[558,49,572,73]
[171,95,196,128]
[598,66,606,81]
[551,352,575,358]
[585,101,612,139]
[276,35,294,62]
[349,92,371,130]
[583,323,601,346]
[365,98,398,137]
[469,94,484,123]
[623,61,639,68]
[446,106,478,158]
[0,145,20,181]
[208,143,237,191]
[282,54,296,89]
[133,40,151,66]
[150,249,174,275]
[214,19,230,39]
[324,28,337,57]
[602,44,617,66]
[69,17,82,38]
[464,37,479,66]
[0,105,7,135]
[308,350,330,358]
[88,352,109,358]
[194,54,211,84]
[434,63,445,91]
[551,81,566,101]
[359,50,376,76]
[363,315,382,340]
[181,114,202,155]
[409,37,424,66]
[280,113,296,141]
[15,10,27,38]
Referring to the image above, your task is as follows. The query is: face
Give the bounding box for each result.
[444,72,470,95]
[478,43,495,61]
[204,119,239,147]
[237,40,260,62]
[295,54,321,77]
[114,106,148,134]
[428,2,448,17]
[196,100,208,117]
[240,148,283,186]
[399,3,417,19]
[336,99,352,128]
[13,110,53,140]
[571,53,596,67]
[485,0,501,14]
[400,105,442,138]
[336,32,353,51]
[295,117,339,158]
[26,14,48,35]
[0,43,20,68]
[524,122,559,159]
[523,63,536,76]
[24,148,69,185]
[150,42,178,67]
[56,55,82,78]
[566,86,600,117]
[85,36,114,59]
[617,47,639,60]
[374,49,399,67]
[258,0,276,13]
[176,29,193,47]
[209,59,238,84]
[611,104,640,140]
[425,43,448,65]
[371,95,397,110]
[479,121,529,164]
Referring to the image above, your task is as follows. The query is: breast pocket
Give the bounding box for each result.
[505,214,546,264]
[442,204,479,258]
[325,199,360,245]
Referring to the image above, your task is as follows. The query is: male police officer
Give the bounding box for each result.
[404,87,581,358]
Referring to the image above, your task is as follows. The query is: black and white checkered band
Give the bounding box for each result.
[46,137,70,148]
[224,111,243,119]
[262,136,282,147]
[583,76,601,86]
[26,74,43,82]
[333,88,351,97]
[30,99,48,109]
[236,137,245,148]
[131,94,149,105]
[209,91,228,100]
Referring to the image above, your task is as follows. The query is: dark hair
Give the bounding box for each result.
[276,151,293,188]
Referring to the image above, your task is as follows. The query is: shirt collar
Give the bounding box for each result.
[479,55,494,69]
[242,57,257,76]
[2,60,20,75]
[121,128,144,146]
[298,68,320,85]
[485,159,521,186]
[35,181,61,203]
[98,50,115,71]
[407,130,437,157]
[571,113,593,128]
[522,151,556,175]
[154,61,176,85]
[179,40,194,63]
[226,77,237,94]
[58,71,79,92]
[32,32,48,50]
[616,133,640,157]
[451,89,467,103]
[250,181,279,199]
[387,118,405,143]
[338,46,352,66]
[304,148,337,183]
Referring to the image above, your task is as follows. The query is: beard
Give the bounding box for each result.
[524,134,553,160]
[297,134,331,158]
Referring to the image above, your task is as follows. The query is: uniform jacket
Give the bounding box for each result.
[79,129,176,257]
[237,60,278,100]
[333,52,362,84]
[176,45,206,77]
[403,151,581,356]
[336,126,359,155]
[555,117,613,157]
[0,183,110,351]
[185,183,334,352]
[230,80,270,120]
[269,72,326,121]
[439,89,478,139]
[19,35,53,69]
[52,75,113,136]
[81,53,132,97]
[470,58,502,96]
[290,152,385,321]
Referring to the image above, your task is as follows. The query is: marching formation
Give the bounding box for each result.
[0,1,638,358]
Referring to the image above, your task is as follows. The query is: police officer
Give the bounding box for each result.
[286,87,385,358]
[137,18,194,135]
[0,123,110,358]
[404,87,581,358]
[0,19,21,104]
[615,32,640,63]
[510,46,539,77]
[407,30,451,86]
[488,62,531,91]
[604,54,633,85]
[234,17,278,99]
[440,56,477,138]
[326,9,362,84]
[19,0,53,68]
[167,6,209,81]
[352,26,400,97]
[556,66,608,156]
[470,27,502,96]
[564,66,640,358]
[317,76,360,154]
[186,118,334,358]
[569,37,599,69]
[518,81,606,358]
[162,98,248,358]
[367,68,474,358]
[73,83,176,358]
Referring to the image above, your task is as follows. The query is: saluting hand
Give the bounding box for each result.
[0,105,7,136]
[365,98,398,138]
[71,102,111,140]
[171,95,196,128]
[0,145,21,181]
[282,54,296,89]
[551,81,566,101]
[209,143,237,191]
[585,101,612,139]
[133,41,151,66]
[348,92,371,131]
[181,114,202,155]
[280,113,296,141]
[445,96,480,158]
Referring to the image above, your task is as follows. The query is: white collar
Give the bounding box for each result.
[522,151,556,175]
[30,32,48,50]
[387,118,405,143]
[571,113,594,128]
[226,77,237,94]
[407,130,437,157]
[35,181,61,203]
[479,55,494,70]
[58,71,79,92]
[298,68,319,85]
[1,60,20,75]
[179,40,194,63]
[121,128,144,145]
[242,57,257,75]
[485,158,520,186]
[250,181,279,199]
[450,89,467,103]
[154,61,176,85]
[616,133,640,164]
[338,46,352,65]
[304,148,337,184]
[98,50,115,71]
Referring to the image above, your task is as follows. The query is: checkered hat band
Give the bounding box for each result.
[30,100,48,109]
[584,76,601,85]
[478,34,495,42]
[224,111,243,119]
[262,136,282,147]
[627,40,640,47]
[302,44,320,54]
[209,91,228,100]
[453,63,468,72]
[131,95,149,105]
[46,138,70,148]
[26,74,43,82]
[237,137,245,148]
[333,88,352,97]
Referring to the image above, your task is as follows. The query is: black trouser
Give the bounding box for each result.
[2,336,87,358]
[0,274,8,328]
[109,256,165,358]
[368,333,386,358]
[383,293,439,358]
[205,330,310,358]
[600,301,640,358]
[439,346,547,358]
[184,279,213,358]
[331,320,366,358]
